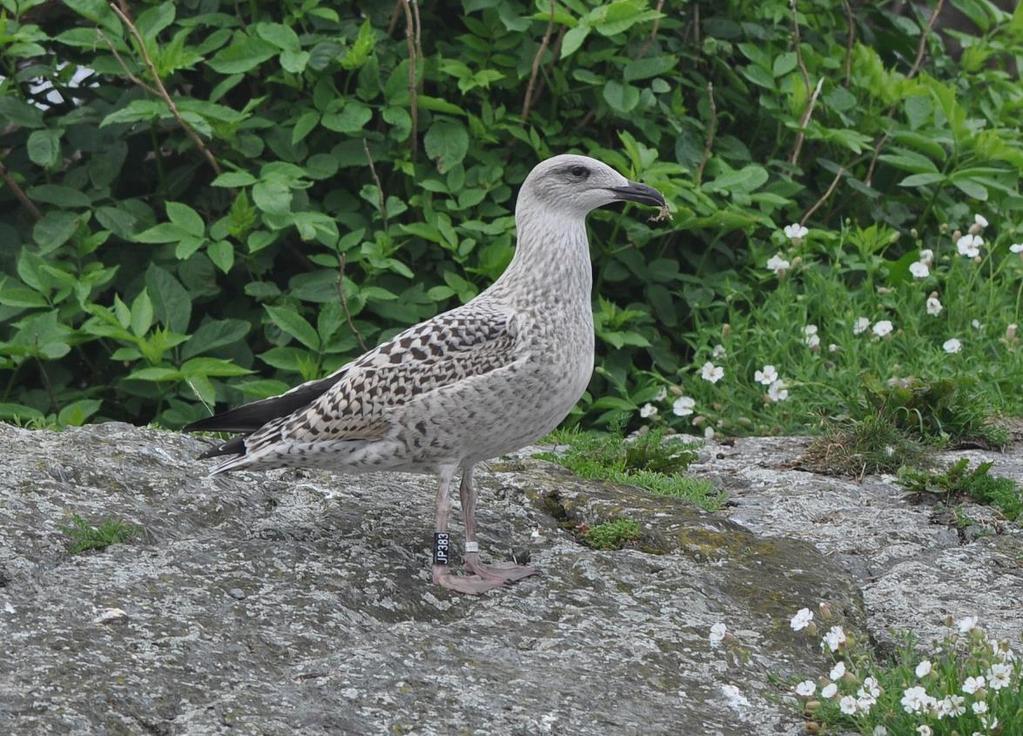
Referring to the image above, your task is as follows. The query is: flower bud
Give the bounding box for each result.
[722,323,731,338]
[818,602,833,620]
[804,700,821,712]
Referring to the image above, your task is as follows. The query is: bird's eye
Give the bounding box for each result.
[569,166,589,178]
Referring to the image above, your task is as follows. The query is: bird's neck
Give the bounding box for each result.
[492,202,593,305]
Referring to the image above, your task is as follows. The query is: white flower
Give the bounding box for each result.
[981,715,999,730]
[653,386,667,401]
[915,660,932,678]
[873,727,887,736]
[700,362,724,383]
[829,661,846,681]
[910,261,930,278]
[861,677,881,698]
[672,396,696,417]
[1011,243,1023,253]
[804,324,820,349]
[917,726,932,736]
[754,365,778,385]
[926,295,943,316]
[901,685,935,714]
[712,344,726,359]
[767,253,791,275]
[956,233,983,257]
[709,622,727,646]
[784,223,809,241]
[822,626,846,652]
[943,338,962,354]
[962,675,985,694]
[790,608,813,631]
[872,320,894,337]
[957,615,978,633]
[853,317,870,335]
[839,695,858,714]
[804,324,818,336]
[821,683,838,699]
[640,403,658,418]
[938,694,966,717]
[703,426,715,440]
[794,680,816,697]
[828,343,839,353]
[974,213,989,229]
[972,700,988,714]
[767,379,789,402]
[919,248,934,264]
[987,662,1012,689]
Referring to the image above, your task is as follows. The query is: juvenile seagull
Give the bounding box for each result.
[185,154,666,594]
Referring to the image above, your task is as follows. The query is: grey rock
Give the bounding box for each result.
[1,423,1021,736]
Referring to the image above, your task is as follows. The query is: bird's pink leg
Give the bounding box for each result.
[459,464,538,584]
[431,464,505,594]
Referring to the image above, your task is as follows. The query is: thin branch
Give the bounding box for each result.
[522,1,556,122]
[363,139,388,231]
[695,82,716,185]
[412,0,423,91]
[108,2,221,176]
[99,31,159,96]
[637,0,666,57]
[336,253,368,353]
[841,0,855,87]
[398,0,418,157]
[801,166,845,225]
[788,77,824,167]
[907,0,945,80]
[864,0,945,185]
[790,0,811,98]
[864,133,889,187]
[0,159,42,220]
[387,0,401,35]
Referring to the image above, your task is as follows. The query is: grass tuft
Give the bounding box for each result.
[898,459,1023,521]
[582,519,642,550]
[539,427,725,511]
[800,413,929,478]
[62,514,140,555]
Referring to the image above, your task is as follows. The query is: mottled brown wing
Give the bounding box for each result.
[244,305,519,452]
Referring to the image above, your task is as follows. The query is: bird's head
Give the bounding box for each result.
[517,153,666,219]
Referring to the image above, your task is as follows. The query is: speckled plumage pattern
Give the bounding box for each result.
[190,154,666,593]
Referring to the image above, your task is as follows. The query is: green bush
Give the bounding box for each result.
[1,0,1021,432]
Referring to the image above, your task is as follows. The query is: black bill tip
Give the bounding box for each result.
[607,181,666,208]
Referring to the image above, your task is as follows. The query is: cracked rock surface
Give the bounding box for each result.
[1,423,1020,735]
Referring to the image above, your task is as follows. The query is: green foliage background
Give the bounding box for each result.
[1,0,1022,431]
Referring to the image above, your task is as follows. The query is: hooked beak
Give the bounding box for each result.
[607,181,666,208]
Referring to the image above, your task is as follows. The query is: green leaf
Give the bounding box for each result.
[127,366,183,382]
[561,24,590,58]
[166,202,205,238]
[0,403,44,422]
[623,55,677,82]
[207,35,278,74]
[135,2,175,40]
[424,118,469,173]
[341,19,376,69]
[27,185,91,208]
[0,97,44,128]
[950,177,988,201]
[255,22,301,51]
[181,318,250,359]
[772,52,797,77]
[321,101,372,133]
[145,264,191,333]
[100,99,169,127]
[134,223,188,244]
[292,111,319,144]
[212,171,258,187]
[265,305,320,350]
[58,399,102,427]
[33,211,81,251]
[180,357,252,378]
[899,173,946,187]
[602,80,640,113]
[130,288,154,337]
[207,240,235,273]
[27,128,63,169]
[252,178,293,215]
